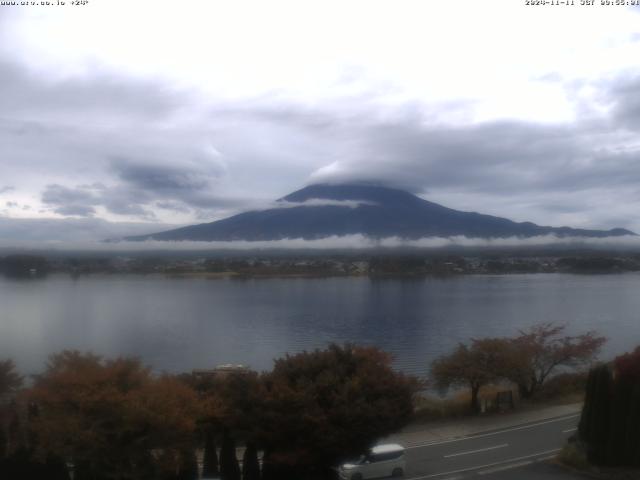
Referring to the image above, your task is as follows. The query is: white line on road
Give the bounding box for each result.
[404,448,562,479]
[536,454,559,462]
[562,427,577,433]
[443,443,508,458]
[478,460,533,475]
[406,414,579,450]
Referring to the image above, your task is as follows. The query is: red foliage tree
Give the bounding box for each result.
[614,346,640,381]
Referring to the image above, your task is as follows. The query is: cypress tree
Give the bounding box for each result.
[631,384,640,467]
[0,423,7,460]
[242,442,260,480]
[177,448,199,480]
[587,364,612,465]
[202,430,219,478]
[605,374,632,465]
[578,366,597,442]
[220,432,241,480]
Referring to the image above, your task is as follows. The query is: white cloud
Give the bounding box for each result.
[4,234,640,253]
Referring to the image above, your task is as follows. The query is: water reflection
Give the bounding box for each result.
[1,273,639,378]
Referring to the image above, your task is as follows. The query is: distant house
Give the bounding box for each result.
[192,364,250,380]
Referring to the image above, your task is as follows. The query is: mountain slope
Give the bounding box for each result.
[126,184,635,241]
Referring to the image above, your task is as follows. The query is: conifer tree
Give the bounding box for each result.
[587,364,612,465]
[202,430,219,478]
[242,441,260,480]
[177,448,199,480]
[220,431,241,480]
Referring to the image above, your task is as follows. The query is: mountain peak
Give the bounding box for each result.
[125,184,635,242]
[282,183,427,206]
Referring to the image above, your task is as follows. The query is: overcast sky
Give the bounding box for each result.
[1,0,640,243]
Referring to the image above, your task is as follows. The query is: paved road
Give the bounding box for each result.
[403,413,582,479]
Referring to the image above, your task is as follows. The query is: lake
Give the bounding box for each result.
[2,273,640,378]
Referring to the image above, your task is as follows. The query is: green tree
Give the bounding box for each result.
[258,343,419,476]
[579,347,640,467]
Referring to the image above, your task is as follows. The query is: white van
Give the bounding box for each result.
[338,443,405,479]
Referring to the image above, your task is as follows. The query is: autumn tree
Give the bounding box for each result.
[258,343,420,478]
[0,359,24,470]
[212,371,265,440]
[431,338,512,413]
[27,351,202,479]
[506,323,605,399]
[0,359,23,398]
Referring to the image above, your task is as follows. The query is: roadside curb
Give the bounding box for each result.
[387,403,583,448]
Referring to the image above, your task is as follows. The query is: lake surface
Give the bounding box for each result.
[2,273,640,378]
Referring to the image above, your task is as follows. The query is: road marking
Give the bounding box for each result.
[443,443,508,458]
[562,427,577,433]
[536,454,559,461]
[404,448,561,479]
[478,460,533,475]
[406,414,579,450]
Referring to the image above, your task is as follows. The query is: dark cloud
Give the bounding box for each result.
[307,117,588,194]
[103,198,155,219]
[605,74,640,131]
[0,186,14,194]
[0,57,241,222]
[111,160,211,193]
[42,184,100,206]
[109,157,242,214]
[41,184,100,217]
[0,216,180,243]
[40,183,158,219]
[53,204,97,217]
[156,201,190,213]
[0,59,185,122]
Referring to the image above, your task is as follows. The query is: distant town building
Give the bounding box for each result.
[192,364,251,380]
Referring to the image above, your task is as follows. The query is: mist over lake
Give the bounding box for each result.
[2,273,639,378]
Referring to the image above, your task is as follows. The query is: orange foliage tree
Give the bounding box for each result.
[431,323,606,411]
[27,351,202,479]
[0,360,23,398]
[506,323,605,398]
[431,338,512,413]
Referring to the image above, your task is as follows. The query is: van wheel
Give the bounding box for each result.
[351,474,363,480]
[392,467,404,477]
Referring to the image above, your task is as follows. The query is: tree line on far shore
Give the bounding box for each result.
[0,322,615,479]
